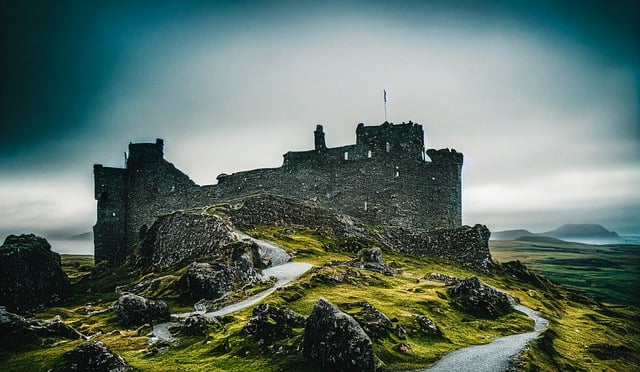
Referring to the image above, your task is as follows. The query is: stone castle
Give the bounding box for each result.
[94,121,463,265]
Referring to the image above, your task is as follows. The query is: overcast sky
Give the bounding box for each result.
[1,0,639,249]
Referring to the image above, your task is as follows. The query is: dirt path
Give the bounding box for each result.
[420,304,548,372]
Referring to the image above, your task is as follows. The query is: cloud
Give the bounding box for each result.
[1,1,638,240]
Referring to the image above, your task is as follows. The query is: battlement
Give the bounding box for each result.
[94,121,463,266]
[426,148,464,165]
[127,138,164,169]
[284,122,432,166]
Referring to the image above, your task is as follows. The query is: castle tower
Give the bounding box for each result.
[314,125,326,150]
[93,164,128,265]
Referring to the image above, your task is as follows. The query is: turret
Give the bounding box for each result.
[314,125,326,151]
[127,138,164,170]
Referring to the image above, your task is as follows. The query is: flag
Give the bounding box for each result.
[384,90,387,102]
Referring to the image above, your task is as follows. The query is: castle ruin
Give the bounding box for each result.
[94,121,463,266]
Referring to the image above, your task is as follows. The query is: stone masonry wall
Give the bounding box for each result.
[93,122,463,266]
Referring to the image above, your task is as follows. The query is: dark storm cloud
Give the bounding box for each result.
[0,0,638,248]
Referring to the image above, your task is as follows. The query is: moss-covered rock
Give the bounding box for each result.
[57,340,132,371]
[0,234,71,315]
[448,276,513,319]
[303,297,375,372]
[117,293,170,326]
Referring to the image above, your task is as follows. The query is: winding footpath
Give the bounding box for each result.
[420,304,549,372]
[151,261,313,343]
[151,235,548,372]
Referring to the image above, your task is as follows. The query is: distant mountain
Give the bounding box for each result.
[543,224,619,240]
[67,231,93,241]
[490,229,534,240]
[491,224,625,245]
[513,235,570,244]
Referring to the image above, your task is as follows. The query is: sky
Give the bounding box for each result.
[1,0,639,252]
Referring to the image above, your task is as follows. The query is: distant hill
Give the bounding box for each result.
[492,224,625,245]
[514,235,570,244]
[67,232,93,241]
[490,229,534,240]
[543,224,620,240]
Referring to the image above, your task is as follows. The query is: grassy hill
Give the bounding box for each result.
[1,228,639,371]
[490,239,640,306]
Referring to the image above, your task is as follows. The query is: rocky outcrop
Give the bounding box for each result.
[501,261,555,289]
[243,303,306,345]
[410,314,442,337]
[385,224,492,272]
[0,234,71,315]
[178,262,236,301]
[342,302,404,339]
[303,298,375,372]
[180,313,208,336]
[117,293,170,326]
[221,194,370,240]
[139,212,236,271]
[425,273,463,286]
[448,277,513,319]
[59,340,132,371]
[0,306,84,350]
[356,247,396,276]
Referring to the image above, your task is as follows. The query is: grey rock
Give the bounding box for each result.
[0,234,71,315]
[343,302,401,339]
[411,314,442,337]
[359,247,384,264]
[0,306,84,350]
[449,276,513,319]
[138,212,236,272]
[303,298,375,372]
[180,313,207,336]
[243,303,306,345]
[117,293,170,326]
[177,262,236,301]
[425,273,463,286]
[60,340,132,371]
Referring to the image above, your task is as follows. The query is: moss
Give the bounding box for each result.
[10,235,638,372]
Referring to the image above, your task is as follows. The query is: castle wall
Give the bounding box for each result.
[93,165,127,265]
[93,122,463,265]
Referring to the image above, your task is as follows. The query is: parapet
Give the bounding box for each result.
[127,138,164,169]
[426,148,463,165]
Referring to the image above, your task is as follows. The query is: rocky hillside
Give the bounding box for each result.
[212,194,492,271]
[1,195,638,371]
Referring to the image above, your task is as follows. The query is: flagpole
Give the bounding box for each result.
[384,90,388,122]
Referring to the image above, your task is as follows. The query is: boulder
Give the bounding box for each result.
[410,314,442,337]
[177,262,236,301]
[117,293,170,326]
[0,234,71,315]
[0,306,84,350]
[243,303,306,345]
[180,313,207,336]
[60,340,132,371]
[357,247,395,276]
[303,298,375,372]
[343,302,402,339]
[448,277,513,318]
[139,212,236,272]
[359,247,383,264]
[425,273,462,286]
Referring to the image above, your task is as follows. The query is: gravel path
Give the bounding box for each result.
[151,236,313,343]
[419,304,548,372]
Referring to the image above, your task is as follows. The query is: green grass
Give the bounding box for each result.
[490,240,640,306]
[2,231,639,371]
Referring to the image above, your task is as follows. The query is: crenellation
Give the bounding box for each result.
[94,121,464,266]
